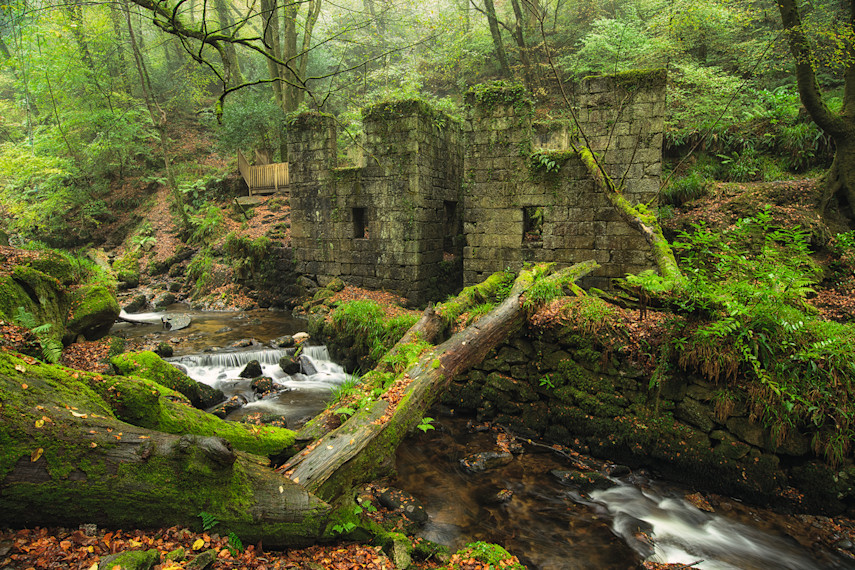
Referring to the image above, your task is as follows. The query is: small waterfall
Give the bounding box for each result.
[172,348,293,368]
[117,310,165,324]
[168,345,353,425]
[590,485,828,570]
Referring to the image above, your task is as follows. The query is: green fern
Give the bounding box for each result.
[13,307,38,329]
[198,511,220,531]
[227,532,243,556]
[40,338,62,364]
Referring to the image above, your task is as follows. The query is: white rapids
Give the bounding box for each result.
[590,484,826,570]
[168,345,352,426]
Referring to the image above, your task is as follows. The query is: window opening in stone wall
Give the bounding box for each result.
[523,207,543,243]
[353,207,368,239]
[443,200,458,254]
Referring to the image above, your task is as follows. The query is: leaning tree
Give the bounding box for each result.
[777,0,855,218]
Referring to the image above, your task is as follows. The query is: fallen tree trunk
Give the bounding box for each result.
[0,352,330,547]
[295,271,525,442]
[280,261,597,501]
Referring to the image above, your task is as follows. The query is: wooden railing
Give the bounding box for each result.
[238,149,290,196]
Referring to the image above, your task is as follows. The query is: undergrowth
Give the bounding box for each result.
[629,209,854,465]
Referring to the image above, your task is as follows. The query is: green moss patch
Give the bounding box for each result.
[110,351,221,409]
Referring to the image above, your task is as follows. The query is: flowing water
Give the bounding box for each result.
[111,306,855,569]
[111,305,351,427]
[170,345,351,426]
[111,305,308,355]
[394,418,855,569]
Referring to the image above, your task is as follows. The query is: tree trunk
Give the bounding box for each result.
[509,0,533,89]
[65,2,97,81]
[0,352,329,547]
[280,262,598,501]
[261,0,284,108]
[282,1,300,112]
[481,0,511,78]
[777,0,855,218]
[214,0,243,87]
[293,270,534,443]
[124,0,189,229]
[108,5,133,96]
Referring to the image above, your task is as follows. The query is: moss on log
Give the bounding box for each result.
[110,351,224,409]
[0,352,326,545]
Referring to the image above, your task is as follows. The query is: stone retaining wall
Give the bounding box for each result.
[441,316,855,514]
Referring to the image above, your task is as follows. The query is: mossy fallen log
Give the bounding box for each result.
[281,262,597,501]
[0,352,329,546]
[110,351,224,409]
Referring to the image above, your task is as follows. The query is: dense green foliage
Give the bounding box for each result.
[630,210,855,465]
[330,300,419,363]
[0,0,845,248]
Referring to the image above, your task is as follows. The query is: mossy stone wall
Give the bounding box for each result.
[289,72,665,298]
[463,72,665,290]
[288,104,464,304]
[442,322,855,514]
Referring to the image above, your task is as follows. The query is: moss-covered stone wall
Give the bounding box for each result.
[442,318,855,515]
[463,72,665,290]
[289,71,665,299]
[288,104,464,304]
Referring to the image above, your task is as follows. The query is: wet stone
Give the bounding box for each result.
[155,341,173,358]
[153,292,176,308]
[300,354,318,376]
[551,469,615,493]
[250,376,276,396]
[271,334,295,348]
[239,360,264,378]
[123,294,148,314]
[279,352,301,375]
[459,451,513,473]
[161,314,191,331]
[378,488,429,525]
[493,488,514,503]
[605,464,631,477]
[229,338,259,348]
[210,395,247,418]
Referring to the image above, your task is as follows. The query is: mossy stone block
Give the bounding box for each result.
[99,549,160,570]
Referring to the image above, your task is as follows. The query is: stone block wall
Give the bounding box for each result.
[289,70,666,300]
[575,70,666,205]
[463,72,666,290]
[288,102,463,304]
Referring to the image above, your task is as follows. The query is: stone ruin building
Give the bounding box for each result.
[287,71,666,303]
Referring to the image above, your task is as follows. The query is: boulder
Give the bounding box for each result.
[279,350,302,375]
[186,549,218,570]
[153,292,177,309]
[550,469,615,493]
[63,284,121,344]
[271,334,295,348]
[239,360,264,378]
[155,341,174,358]
[675,397,715,433]
[459,451,513,473]
[211,395,248,419]
[251,376,276,396]
[123,295,148,314]
[378,488,428,526]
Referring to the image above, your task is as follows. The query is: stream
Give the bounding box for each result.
[111,305,855,569]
